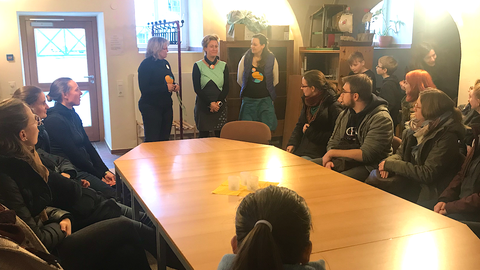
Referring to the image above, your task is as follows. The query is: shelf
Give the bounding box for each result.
[300,49,340,54]
[312,31,345,35]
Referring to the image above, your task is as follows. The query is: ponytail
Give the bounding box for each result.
[232,222,282,270]
[48,77,72,103]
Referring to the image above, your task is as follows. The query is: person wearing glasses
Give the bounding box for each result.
[138,37,180,142]
[375,89,464,204]
[286,70,342,159]
[318,74,394,181]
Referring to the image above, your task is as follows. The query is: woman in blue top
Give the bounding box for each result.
[217,185,326,270]
[138,37,180,142]
[192,34,229,137]
[237,33,279,131]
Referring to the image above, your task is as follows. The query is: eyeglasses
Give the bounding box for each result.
[414,103,421,109]
[34,114,42,126]
[300,85,309,88]
[376,65,384,69]
[340,91,354,95]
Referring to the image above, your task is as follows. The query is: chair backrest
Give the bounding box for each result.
[392,136,402,154]
[220,121,271,144]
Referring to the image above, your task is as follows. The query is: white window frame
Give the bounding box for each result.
[135,0,189,51]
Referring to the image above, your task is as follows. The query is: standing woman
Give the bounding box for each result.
[138,37,179,142]
[286,70,342,159]
[237,33,279,131]
[193,34,229,138]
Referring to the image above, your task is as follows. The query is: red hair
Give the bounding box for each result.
[405,70,436,102]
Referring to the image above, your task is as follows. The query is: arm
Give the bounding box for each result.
[444,192,480,214]
[217,65,230,101]
[273,59,279,86]
[83,131,109,177]
[327,110,347,151]
[237,55,245,86]
[287,104,307,148]
[384,132,460,184]
[138,59,170,95]
[0,174,66,250]
[359,112,394,164]
[192,63,214,104]
[44,117,105,179]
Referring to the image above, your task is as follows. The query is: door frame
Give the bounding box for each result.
[19,15,104,141]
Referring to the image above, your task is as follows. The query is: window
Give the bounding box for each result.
[369,0,413,45]
[134,0,188,50]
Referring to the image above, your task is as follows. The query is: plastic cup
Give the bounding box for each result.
[247,175,259,191]
[240,172,251,185]
[228,176,240,191]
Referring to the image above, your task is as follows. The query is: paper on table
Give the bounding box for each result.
[212,180,279,196]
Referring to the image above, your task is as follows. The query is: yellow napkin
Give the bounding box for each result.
[212,180,279,196]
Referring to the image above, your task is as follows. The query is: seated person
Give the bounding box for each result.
[399,70,436,134]
[217,185,325,270]
[0,98,184,270]
[12,85,116,198]
[435,126,480,223]
[319,74,393,181]
[376,56,404,128]
[375,89,465,204]
[286,70,342,159]
[43,78,116,189]
[463,82,480,147]
[348,51,377,94]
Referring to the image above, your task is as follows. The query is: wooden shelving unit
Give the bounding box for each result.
[219,40,294,147]
[299,46,374,91]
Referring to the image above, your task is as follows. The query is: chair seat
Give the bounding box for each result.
[220,121,271,145]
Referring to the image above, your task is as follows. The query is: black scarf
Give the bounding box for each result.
[204,55,219,68]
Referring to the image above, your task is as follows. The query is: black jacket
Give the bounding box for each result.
[0,156,72,251]
[44,103,109,179]
[138,56,174,106]
[287,89,343,158]
[378,75,404,126]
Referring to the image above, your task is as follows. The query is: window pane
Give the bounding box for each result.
[45,91,92,127]
[34,28,88,83]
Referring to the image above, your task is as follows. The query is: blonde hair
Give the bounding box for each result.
[146,37,169,59]
[378,56,398,75]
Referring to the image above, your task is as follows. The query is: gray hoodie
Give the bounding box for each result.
[217,254,326,270]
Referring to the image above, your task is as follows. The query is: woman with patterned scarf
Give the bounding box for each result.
[375,89,465,204]
[286,70,342,159]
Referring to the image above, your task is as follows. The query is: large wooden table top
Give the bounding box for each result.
[115,138,480,270]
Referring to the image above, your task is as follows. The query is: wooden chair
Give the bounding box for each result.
[172,120,197,140]
[220,121,271,145]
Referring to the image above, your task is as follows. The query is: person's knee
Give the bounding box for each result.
[341,167,369,181]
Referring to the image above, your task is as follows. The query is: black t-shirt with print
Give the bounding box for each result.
[243,65,270,98]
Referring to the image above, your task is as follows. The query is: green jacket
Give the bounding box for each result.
[327,96,394,167]
[384,117,465,202]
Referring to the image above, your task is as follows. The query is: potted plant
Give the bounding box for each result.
[372,8,405,47]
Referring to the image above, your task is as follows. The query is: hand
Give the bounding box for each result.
[303,124,310,133]
[325,161,334,170]
[59,218,72,236]
[286,145,295,153]
[103,171,116,186]
[81,179,90,188]
[322,150,334,167]
[173,84,180,92]
[378,160,386,171]
[60,172,71,179]
[434,202,446,213]
[210,102,220,112]
[439,209,447,215]
[380,170,389,178]
[167,83,175,92]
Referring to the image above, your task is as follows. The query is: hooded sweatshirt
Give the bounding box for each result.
[378,75,404,126]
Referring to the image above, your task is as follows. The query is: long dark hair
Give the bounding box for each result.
[0,99,34,162]
[245,33,271,67]
[47,77,72,102]
[232,186,312,270]
[420,88,462,124]
[410,42,435,69]
[303,70,334,93]
[12,86,43,105]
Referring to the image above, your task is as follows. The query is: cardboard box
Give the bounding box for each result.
[226,24,267,41]
[267,25,290,40]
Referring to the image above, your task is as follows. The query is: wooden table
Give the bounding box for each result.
[114,138,480,270]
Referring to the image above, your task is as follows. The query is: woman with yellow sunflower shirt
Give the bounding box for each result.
[237,33,279,130]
